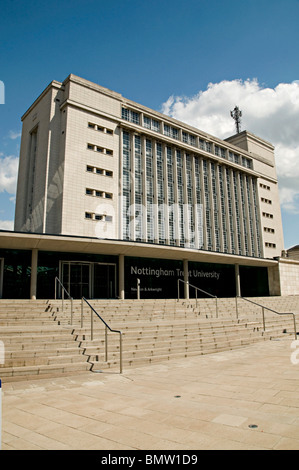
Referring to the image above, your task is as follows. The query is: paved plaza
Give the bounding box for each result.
[2,337,299,450]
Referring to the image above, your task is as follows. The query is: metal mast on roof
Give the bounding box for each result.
[230,106,242,133]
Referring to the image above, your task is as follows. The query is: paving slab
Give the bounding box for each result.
[1,337,299,451]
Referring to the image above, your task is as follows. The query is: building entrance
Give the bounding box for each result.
[60,261,116,299]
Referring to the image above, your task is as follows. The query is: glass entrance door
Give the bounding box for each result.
[93,263,116,299]
[60,261,116,299]
[61,262,91,299]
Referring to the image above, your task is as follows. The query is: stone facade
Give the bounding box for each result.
[15,74,284,261]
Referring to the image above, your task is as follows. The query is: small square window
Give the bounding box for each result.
[85,212,92,219]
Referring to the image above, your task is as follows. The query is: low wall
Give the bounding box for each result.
[278,258,299,296]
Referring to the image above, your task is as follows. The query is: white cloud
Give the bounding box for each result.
[161,79,299,213]
[0,155,19,194]
[9,130,21,140]
[0,220,14,231]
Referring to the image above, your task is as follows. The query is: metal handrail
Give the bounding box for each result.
[177,279,218,317]
[81,297,123,374]
[237,296,298,340]
[54,276,74,324]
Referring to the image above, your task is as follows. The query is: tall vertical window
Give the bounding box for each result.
[252,179,262,257]
[186,154,195,247]
[245,175,256,256]
[218,166,228,253]
[194,157,203,249]
[211,163,220,252]
[167,147,175,245]
[176,150,185,247]
[233,171,242,254]
[203,160,212,251]
[226,169,235,254]
[122,131,131,240]
[239,174,249,255]
[134,135,143,241]
[156,143,165,244]
[146,139,154,242]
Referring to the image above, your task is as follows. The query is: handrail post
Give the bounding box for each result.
[293,315,297,340]
[177,279,180,301]
[91,306,93,341]
[54,277,57,300]
[105,326,108,362]
[119,332,123,374]
[81,298,84,327]
[81,297,123,374]
[71,297,73,326]
[137,278,140,300]
[262,307,266,332]
[62,288,64,313]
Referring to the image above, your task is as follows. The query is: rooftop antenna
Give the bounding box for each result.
[230,105,242,133]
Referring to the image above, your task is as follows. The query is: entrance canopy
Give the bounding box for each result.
[0,230,278,300]
[0,230,277,267]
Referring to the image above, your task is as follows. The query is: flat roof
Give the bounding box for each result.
[0,230,277,267]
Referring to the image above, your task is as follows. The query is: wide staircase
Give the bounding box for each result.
[0,296,298,381]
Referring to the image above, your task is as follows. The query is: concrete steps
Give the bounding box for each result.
[0,296,298,379]
[0,300,90,381]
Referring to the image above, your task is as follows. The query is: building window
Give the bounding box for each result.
[85,212,113,222]
[88,122,114,134]
[86,188,113,199]
[242,157,252,169]
[87,144,113,156]
[262,212,273,219]
[183,132,196,146]
[261,197,272,204]
[122,131,131,240]
[265,242,276,248]
[122,107,140,124]
[86,165,113,177]
[260,183,270,190]
[164,124,179,140]
[143,115,160,132]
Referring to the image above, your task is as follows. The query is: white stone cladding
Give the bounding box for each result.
[15,74,284,260]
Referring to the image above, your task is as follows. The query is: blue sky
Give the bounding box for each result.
[0,0,299,249]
